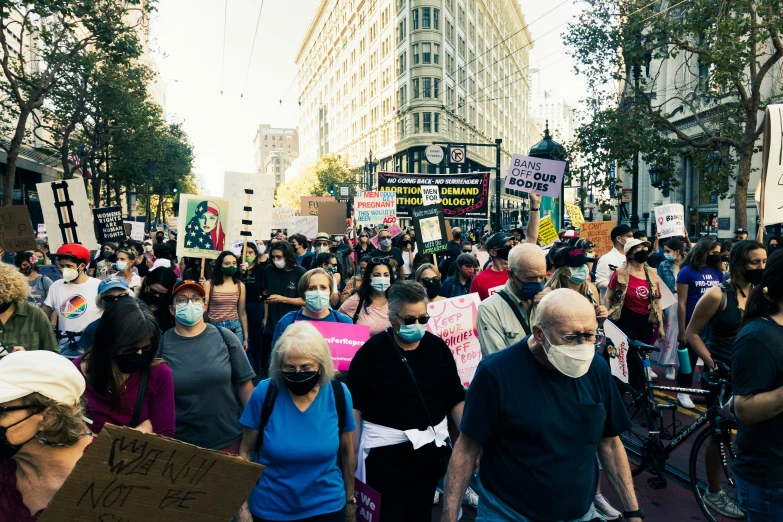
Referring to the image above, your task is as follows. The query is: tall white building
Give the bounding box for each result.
[253,125,299,180]
[295,0,534,222]
[529,89,576,144]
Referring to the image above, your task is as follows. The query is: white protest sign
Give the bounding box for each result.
[36,179,98,251]
[124,221,145,241]
[354,191,396,227]
[504,154,566,198]
[488,284,505,297]
[604,320,629,383]
[290,216,319,239]
[653,204,684,238]
[421,185,441,205]
[271,207,296,231]
[426,294,482,387]
[224,173,276,240]
[660,282,677,309]
[760,104,783,226]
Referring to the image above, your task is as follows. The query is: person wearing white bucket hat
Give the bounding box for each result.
[0,350,93,519]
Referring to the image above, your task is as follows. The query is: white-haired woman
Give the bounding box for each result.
[237,322,357,522]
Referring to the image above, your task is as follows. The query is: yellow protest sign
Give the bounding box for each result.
[564,202,585,228]
[538,216,559,245]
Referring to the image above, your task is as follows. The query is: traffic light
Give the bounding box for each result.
[169,181,180,194]
[327,183,337,196]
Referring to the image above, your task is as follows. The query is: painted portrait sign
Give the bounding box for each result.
[177,195,230,259]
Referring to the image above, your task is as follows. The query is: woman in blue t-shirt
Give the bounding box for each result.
[237,322,356,522]
[675,237,723,406]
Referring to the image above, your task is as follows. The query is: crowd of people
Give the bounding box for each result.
[0,212,781,522]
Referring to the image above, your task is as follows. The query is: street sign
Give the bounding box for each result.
[448,144,466,165]
[425,145,445,165]
[621,188,632,203]
[339,184,350,197]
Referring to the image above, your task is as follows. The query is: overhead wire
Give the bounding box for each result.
[220,0,228,95]
[241,0,266,97]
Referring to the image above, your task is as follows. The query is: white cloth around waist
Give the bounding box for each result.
[356,416,449,482]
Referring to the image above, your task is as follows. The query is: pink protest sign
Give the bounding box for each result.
[310,321,370,371]
[355,478,381,522]
[426,294,482,387]
[370,235,380,248]
[387,223,403,238]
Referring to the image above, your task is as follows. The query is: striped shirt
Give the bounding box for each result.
[209,290,239,322]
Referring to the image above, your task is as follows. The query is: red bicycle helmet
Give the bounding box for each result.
[56,243,90,265]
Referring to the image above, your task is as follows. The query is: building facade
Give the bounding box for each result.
[264,150,299,187]
[295,0,534,228]
[253,125,300,179]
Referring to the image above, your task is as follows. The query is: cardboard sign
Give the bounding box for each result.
[421,185,441,205]
[0,205,37,251]
[176,195,230,260]
[37,223,47,239]
[538,216,559,245]
[290,216,319,239]
[579,221,615,257]
[124,221,145,241]
[760,104,783,226]
[505,154,566,198]
[37,179,98,251]
[427,294,482,387]
[93,206,125,243]
[223,173,276,240]
[354,191,396,227]
[271,207,296,230]
[412,204,448,255]
[564,202,585,228]
[300,196,336,216]
[654,204,684,238]
[317,201,347,235]
[378,172,490,218]
[355,478,382,522]
[167,217,178,232]
[38,424,264,522]
[309,321,370,371]
[604,320,629,384]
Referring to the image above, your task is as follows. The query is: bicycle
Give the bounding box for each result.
[609,338,742,522]
[54,329,82,360]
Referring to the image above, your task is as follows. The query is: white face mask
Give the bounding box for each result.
[315,245,330,254]
[541,331,595,378]
[62,267,80,283]
[274,259,286,269]
[144,245,153,252]
[257,244,266,255]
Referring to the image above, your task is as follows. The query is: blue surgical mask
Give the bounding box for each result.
[398,323,426,342]
[664,253,676,262]
[115,261,128,272]
[305,290,330,313]
[175,302,204,326]
[371,277,391,293]
[569,265,589,285]
[379,238,391,248]
[517,279,546,300]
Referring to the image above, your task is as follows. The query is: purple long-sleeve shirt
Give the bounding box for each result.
[74,356,176,437]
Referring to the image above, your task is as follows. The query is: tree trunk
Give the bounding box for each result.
[2,109,32,207]
[734,146,752,231]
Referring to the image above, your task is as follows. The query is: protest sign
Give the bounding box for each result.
[759,104,783,226]
[564,202,585,228]
[579,221,615,257]
[427,294,482,387]
[354,191,396,227]
[310,321,370,371]
[488,284,505,297]
[271,207,296,231]
[421,185,441,205]
[355,478,382,522]
[37,179,98,251]
[167,217,178,232]
[37,223,47,239]
[300,196,336,216]
[0,205,36,252]
[654,204,684,238]
[476,251,489,268]
[123,221,145,241]
[224,173,275,241]
[176,196,230,260]
[412,204,448,255]
[290,216,319,239]
[538,216,559,245]
[378,172,490,218]
[660,282,677,309]
[93,206,125,243]
[604,320,629,384]
[505,154,566,198]
[39,424,264,522]
[317,201,347,234]
[387,223,404,237]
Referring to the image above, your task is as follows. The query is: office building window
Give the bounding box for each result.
[423,77,431,97]
[434,44,440,64]
[412,43,419,65]
[414,113,420,133]
[422,8,430,28]
[397,51,406,76]
[434,78,440,98]
[422,43,431,63]
[423,112,432,133]
[398,18,407,44]
[434,9,440,30]
[413,78,420,98]
[434,112,440,133]
[398,84,407,107]
[412,8,419,30]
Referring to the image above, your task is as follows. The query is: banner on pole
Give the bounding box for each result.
[412,204,449,254]
[176,195,230,260]
[92,207,125,243]
[426,294,482,387]
[37,179,98,251]
[604,320,629,384]
[0,205,37,252]
[653,204,684,238]
[564,202,585,228]
[579,221,615,257]
[378,172,490,218]
[505,154,566,198]
[538,216,559,245]
[354,191,396,227]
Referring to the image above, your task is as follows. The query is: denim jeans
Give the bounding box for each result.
[475,481,604,522]
[212,318,245,345]
[735,474,783,521]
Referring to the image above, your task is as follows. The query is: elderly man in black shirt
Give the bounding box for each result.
[441,288,643,522]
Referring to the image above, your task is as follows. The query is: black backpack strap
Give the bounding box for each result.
[130,369,150,428]
[497,290,532,336]
[255,380,280,458]
[214,325,234,349]
[352,296,366,324]
[331,379,346,436]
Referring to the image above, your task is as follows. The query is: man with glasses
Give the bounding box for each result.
[368,229,404,279]
[442,289,643,522]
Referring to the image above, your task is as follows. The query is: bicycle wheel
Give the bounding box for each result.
[616,381,655,476]
[689,423,744,522]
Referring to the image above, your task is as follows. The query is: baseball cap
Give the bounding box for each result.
[0,351,85,405]
[735,228,748,234]
[611,224,633,241]
[172,280,206,297]
[623,238,652,255]
[553,247,592,268]
[98,276,130,294]
[486,232,511,251]
[456,253,479,268]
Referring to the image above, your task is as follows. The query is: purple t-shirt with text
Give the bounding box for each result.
[676,264,724,321]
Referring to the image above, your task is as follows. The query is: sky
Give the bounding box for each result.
[150,0,586,196]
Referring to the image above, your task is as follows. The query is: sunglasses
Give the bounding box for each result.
[420,276,440,284]
[116,343,155,356]
[103,293,131,304]
[399,315,430,325]
[0,405,44,414]
[462,249,472,254]
[370,256,392,265]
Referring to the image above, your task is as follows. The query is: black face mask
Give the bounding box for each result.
[0,301,13,314]
[633,251,648,263]
[282,371,320,396]
[0,414,37,458]
[423,280,440,300]
[744,268,765,286]
[495,245,512,261]
[453,233,461,240]
[706,254,722,267]
[115,348,156,374]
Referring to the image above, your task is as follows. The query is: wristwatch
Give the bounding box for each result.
[530,207,540,211]
[622,508,645,519]
[346,497,358,506]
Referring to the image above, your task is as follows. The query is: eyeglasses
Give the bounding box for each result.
[557,333,597,344]
[399,315,430,325]
[420,276,440,284]
[282,364,319,373]
[379,236,391,240]
[103,294,131,304]
[174,295,204,306]
[0,405,43,414]
[370,256,392,265]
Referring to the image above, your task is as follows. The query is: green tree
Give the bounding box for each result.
[565,0,783,227]
[311,154,357,197]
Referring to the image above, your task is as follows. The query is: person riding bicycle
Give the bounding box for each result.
[41,244,102,360]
